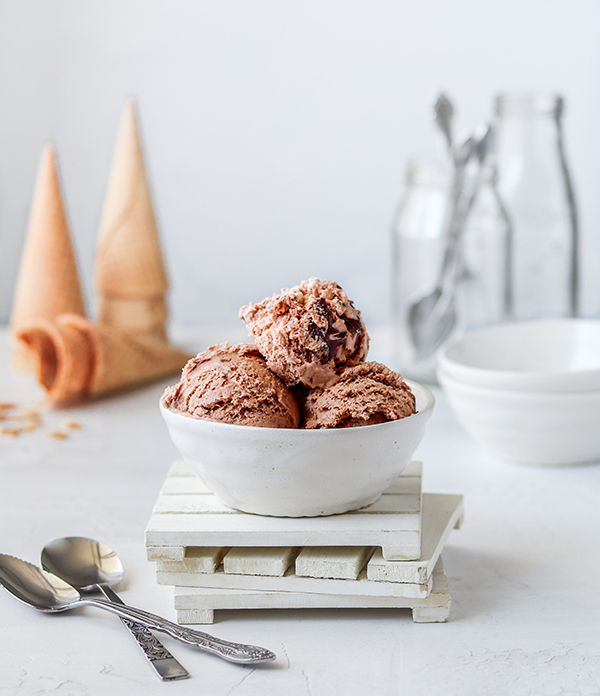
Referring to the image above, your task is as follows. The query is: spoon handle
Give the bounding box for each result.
[82,597,276,665]
[99,585,190,681]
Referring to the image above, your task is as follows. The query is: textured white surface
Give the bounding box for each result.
[146,459,423,560]
[2,326,600,695]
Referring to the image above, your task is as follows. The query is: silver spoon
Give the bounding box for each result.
[0,553,276,665]
[407,133,475,356]
[41,537,189,681]
[433,93,455,157]
[407,125,494,358]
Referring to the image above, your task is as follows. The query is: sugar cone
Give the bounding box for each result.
[17,314,191,406]
[95,97,169,339]
[97,296,168,337]
[17,319,94,405]
[64,315,191,397]
[10,144,86,369]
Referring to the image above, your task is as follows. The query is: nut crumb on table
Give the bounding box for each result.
[1,427,21,437]
[15,410,41,420]
[47,431,69,440]
[0,400,82,441]
[63,420,82,430]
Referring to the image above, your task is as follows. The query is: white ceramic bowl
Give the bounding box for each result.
[160,380,434,517]
[438,368,600,465]
[438,319,600,393]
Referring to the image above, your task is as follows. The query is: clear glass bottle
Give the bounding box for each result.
[391,158,451,383]
[456,163,511,332]
[494,93,578,320]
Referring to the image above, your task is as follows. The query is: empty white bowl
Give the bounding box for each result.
[160,380,434,517]
[438,319,600,393]
[438,368,600,465]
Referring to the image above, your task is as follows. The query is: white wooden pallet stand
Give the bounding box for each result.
[145,459,424,562]
[145,460,463,624]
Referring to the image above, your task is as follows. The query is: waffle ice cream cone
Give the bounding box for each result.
[10,144,86,369]
[70,316,191,398]
[18,314,191,406]
[95,97,169,339]
[17,319,93,405]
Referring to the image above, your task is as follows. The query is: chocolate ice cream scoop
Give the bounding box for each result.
[239,277,369,389]
[162,343,300,428]
[302,362,416,429]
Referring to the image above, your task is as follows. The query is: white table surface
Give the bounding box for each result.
[1,326,599,696]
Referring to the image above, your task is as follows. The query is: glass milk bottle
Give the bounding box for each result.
[391,158,450,383]
[494,93,578,319]
[456,162,512,331]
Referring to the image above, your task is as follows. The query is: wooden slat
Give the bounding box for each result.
[146,546,185,562]
[147,515,421,552]
[156,547,229,574]
[295,546,374,580]
[223,547,298,577]
[159,478,213,495]
[400,460,422,477]
[153,495,235,514]
[361,494,420,514]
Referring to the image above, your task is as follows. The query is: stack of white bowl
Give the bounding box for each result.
[437,319,600,466]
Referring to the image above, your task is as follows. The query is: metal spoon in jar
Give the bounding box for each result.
[407,124,494,358]
[433,92,455,158]
[41,537,189,681]
[0,552,275,666]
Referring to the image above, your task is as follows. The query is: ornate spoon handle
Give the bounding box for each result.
[82,597,276,665]
[99,585,189,681]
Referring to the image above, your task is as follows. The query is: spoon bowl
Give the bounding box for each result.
[0,554,80,611]
[41,537,124,592]
[434,92,454,154]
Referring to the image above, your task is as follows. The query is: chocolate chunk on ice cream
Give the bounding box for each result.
[162,343,300,428]
[302,362,416,429]
[239,277,369,389]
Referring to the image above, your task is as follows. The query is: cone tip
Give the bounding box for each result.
[41,141,56,157]
[120,96,140,131]
[124,94,137,110]
[38,142,59,175]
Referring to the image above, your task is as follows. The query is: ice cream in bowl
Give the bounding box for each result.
[160,279,434,517]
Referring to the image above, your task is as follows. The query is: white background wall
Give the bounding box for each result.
[0,0,598,332]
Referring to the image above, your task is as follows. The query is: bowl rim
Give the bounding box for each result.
[438,318,600,383]
[437,366,600,400]
[160,378,435,434]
